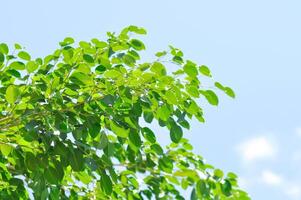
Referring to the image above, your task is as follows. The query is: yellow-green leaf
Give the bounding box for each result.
[5,85,20,104]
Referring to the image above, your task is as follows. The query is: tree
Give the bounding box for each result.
[0,26,249,199]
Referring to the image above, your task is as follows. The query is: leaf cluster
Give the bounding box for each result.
[0,26,248,200]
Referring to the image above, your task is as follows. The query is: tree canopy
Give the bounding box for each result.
[0,26,250,199]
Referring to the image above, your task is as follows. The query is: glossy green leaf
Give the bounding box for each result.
[0,43,9,54]
[25,152,38,171]
[199,65,211,77]
[70,71,93,85]
[0,52,4,65]
[130,39,145,51]
[159,156,173,173]
[26,61,38,73]
[98,132,108,149]
[129,131,142,150]
[7,69,21,78]
[104,69,122,79]
[186,85,199,98]
[14,43,22,50]
[170,123,183,143]
[59,37,75,46]
[224,87,235,98]
[184,61,198,77]
[5,85,20,104]
[157,104,171,121]
[142,127,156,143]
[83,54,94,63]
[150,62,166,75]
[155,51,167,57]
[165,90,178,104]
[221,180,232,196]
[0,144,12,156]
[45,165,64,184]
[9,61,25,70]
[18,51,31,61]
[196,180,209,198]
[151,144,164,155]
[68,149,84,171]
[201,90,219,106]
[143,111,154,123]
[101,173,113,195]
[110,121,130,138]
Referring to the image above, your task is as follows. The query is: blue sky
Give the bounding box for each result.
[1,0,301,199]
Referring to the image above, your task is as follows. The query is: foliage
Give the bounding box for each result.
[0,26,249,199]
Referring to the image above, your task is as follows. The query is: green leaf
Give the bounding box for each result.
[5,85,20,104]
[221,179,232,196]
[196,180,209,197]
[70,71,93,85]
[129,131,142,150]
[151,144,164,155]
[79,41,91,49]
[86,118,100,138]
[224,87,235,98]
[227,172,238,179]
[158,156,173,173]
[199,65,211,77]
[186,85,199,98]
[155,51,167,57]
[0,52,4,65]
[129,26,147,34]
[122,54,136,66]
[95,65,106,74]
[7,69,21,78]
[110,121,130,138]
[0,144,12,156]
[174,169,198,178]
[214,169,224,180]
[123,25,147,35]
[103,69,122,79]
[68,149,84,171]
[142,127,156,143]
[170,123,183,143]
[59,37,75,46]
[201,90,219,106]
[14,43,22,50]
[183,61,198,77]
[190,188,198,200]
[150,62,166,76]
[0,43,9,54]
[129,39,145,51]
[165,90,178,104]
[214,82,224,90]
[25,152,38,171]
[157,105,171,121]
[9,61,25,70]
[18,51,31,61]
[143,111,154,123]
[214,82,235,98]
[100,173,113,195]
[98,132,108,149]
[91,38,107,48]
[83,54,94,63]
[44,166,59,184]
[26,61,38,73]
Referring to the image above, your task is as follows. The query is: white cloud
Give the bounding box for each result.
[285,184,301,199]
[259,170,301,199]
[261,170,283,186]
[237,136,277,163]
